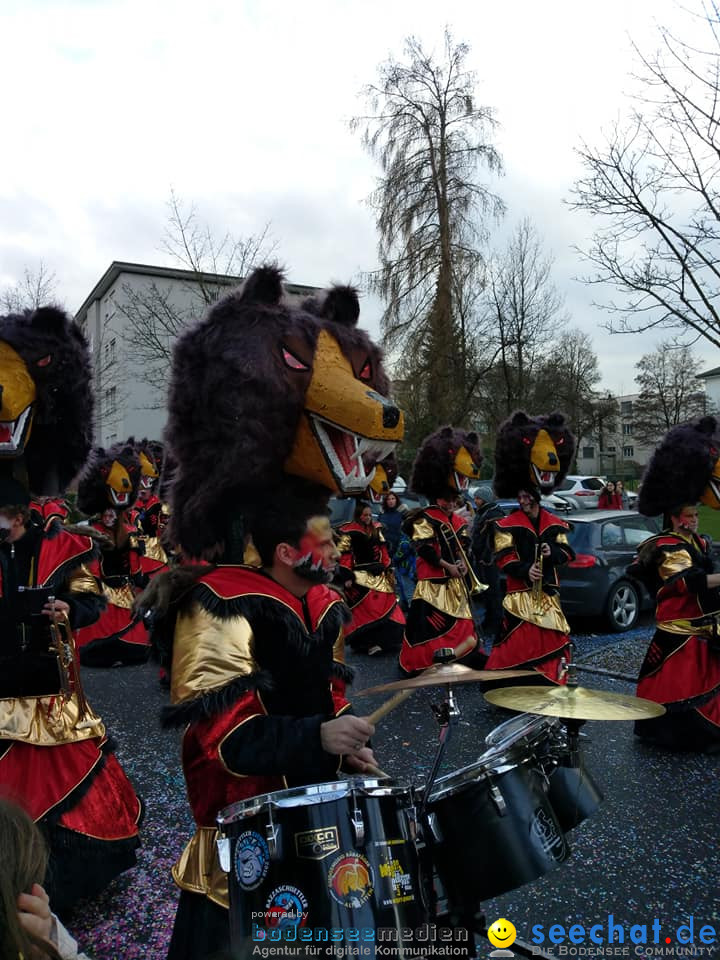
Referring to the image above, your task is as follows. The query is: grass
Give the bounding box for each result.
[699,504,720,541]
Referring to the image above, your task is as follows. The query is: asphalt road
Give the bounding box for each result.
[65,618,720,960]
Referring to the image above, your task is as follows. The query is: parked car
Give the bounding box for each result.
[554,475,607,509]
[493,494,575,516]
[559,509,662,631]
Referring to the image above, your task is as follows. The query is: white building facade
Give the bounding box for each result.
[76,261,316,446]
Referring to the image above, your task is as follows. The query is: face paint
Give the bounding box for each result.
[289,516,339,583]
[101,508,118,528]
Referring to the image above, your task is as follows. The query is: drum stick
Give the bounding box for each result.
[364,763,391,779]
[367,688,414,725]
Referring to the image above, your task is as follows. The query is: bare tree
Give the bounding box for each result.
[352,29,504,426]
[632,340,709,443]
[115,191,276,390]
[479,219,568,428]
[0,263,59,312]
[570,4,720,348]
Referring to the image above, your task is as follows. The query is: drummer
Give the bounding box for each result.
[139,268,398,960]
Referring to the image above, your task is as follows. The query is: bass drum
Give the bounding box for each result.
[217,778,425,959]
[486,712,603,831]
[424,728,569,914]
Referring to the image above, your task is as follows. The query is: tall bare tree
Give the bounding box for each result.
[0,263,59,312]
[632,341,709,444]
[114,191,276,391]
[570,4,720,348]
[353,29,504,427]
[479,219,568,429]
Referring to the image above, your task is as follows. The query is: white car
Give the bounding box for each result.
[554,475,607,509]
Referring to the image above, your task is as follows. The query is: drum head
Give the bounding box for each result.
[484,711,559,751]
[217,777,409,827]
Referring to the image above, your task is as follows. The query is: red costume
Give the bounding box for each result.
[155,564,351,956]
[398,505,478,673]
[634,529,720,748]
[0,521,142,914]
[485,506,574,683]
[75,517,150,666]
[336,519,404,654]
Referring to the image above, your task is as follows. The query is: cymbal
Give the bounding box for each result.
[484,684,666,721]
[355,663,536,696]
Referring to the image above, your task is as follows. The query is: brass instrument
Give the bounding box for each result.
[531,543,545,616]
[439,521,487,599]
[47,595,90,720]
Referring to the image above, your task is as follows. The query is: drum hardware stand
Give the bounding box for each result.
[418,650,461,821]
[562,638,637,685]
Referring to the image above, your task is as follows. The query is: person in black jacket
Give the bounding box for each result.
[471,484,505,646]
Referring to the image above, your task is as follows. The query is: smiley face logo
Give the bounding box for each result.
[488,918,517,949]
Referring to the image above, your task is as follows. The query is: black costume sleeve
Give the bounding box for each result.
[63,589,106,629]
[220,713,340,781]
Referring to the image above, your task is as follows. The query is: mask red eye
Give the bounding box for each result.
[359,359,372,382]
[522,437,532,446]
[711,446,718,458]
[36,355,52,367]
[282,347,310,371]
[555,436,564,446]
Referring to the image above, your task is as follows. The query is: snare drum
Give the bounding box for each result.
[217,778,424,957]
[424,728,569,912]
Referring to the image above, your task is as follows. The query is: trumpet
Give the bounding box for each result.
[439,522,487,599]
[531,544,545,616]
[47,595,90,720]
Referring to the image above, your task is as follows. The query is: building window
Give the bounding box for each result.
[620,401,633,414]
[623,445,634,458]
[606,445,616,453]
[104,338,116,366]
[104,386,117,415]
[622,423,633,435]
[582,446,595,459]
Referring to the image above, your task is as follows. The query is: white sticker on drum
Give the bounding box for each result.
[295,826,340,860]
[530,808,565,860]
[234,830,270,890]
[327,853,374,909]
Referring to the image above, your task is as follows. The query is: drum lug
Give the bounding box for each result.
[266,809,282,860]
[489,782,507,816]
[425,811,442,843]
[216,835,231,873]
[350,802,365,846]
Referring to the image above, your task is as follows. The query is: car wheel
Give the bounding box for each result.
[605,580,640,632]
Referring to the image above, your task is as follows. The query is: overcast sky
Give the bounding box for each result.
[1,0,717,394]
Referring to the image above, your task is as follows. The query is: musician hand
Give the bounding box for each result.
[320,715,375,756]
[529,562,543,582]
[443,562,463,578]
[541,543,551,557]
[43,599,70,618]
[344,746,379,772]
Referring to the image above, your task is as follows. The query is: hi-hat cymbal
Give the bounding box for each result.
[484,684,666,721]
[355,663,536,697]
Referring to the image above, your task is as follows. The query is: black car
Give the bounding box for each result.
[559,509,662,631]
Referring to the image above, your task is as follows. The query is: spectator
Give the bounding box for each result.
[598,480,621,509]
[1,798,92,960]
[379,491,406,558]
[616,479,630,510]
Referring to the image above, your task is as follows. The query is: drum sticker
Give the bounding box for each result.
[377,845,416,907]
[327,853,374,909]
[295,826,340,860]
[264,885,309,929]
[234,830,269,890]
[530,807,566,860]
